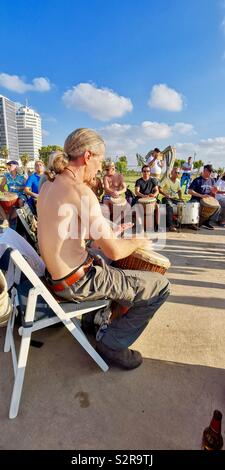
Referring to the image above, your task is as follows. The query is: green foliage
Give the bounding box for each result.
[193,159,204,169]
[174,159,185,168]
[0,146,9,160]
[20,153,30,167]
[116,155,128,174]
[38,145,63,167]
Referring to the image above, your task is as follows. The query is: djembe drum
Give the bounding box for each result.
[199,196,220,225]
[110,196,127,224]
[0,192,18,215]
[114,246,171,275]
[137,197,156,231]
[112,246,170,320]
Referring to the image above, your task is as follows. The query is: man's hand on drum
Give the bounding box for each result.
[211,187,218,196]
[201,194,210,199]
[112,191,120,198]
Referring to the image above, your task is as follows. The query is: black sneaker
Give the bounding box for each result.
[201,222,214,230]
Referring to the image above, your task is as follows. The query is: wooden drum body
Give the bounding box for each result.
[200,197,220,224]
[115,247,171,275]
[137,197,156,231]
[0,192,18,215]
[110,197,127,223]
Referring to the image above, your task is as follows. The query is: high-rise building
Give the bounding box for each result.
[0,95,19,160]
[16,105,42,160]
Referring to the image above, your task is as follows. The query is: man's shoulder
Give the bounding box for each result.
[150,177,158,185]
[135,177,143,185]
[26,173,36,183]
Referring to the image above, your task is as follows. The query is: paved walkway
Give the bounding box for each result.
[0,227,225,449]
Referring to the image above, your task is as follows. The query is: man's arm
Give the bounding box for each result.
[151,182,159,197]
[24,177,38,198]
[117,176,127,195]
[188,188,209,199]
[85,186,147,260]
[135,185,146,198]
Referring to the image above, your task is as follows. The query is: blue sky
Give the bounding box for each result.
[1,0,225,167]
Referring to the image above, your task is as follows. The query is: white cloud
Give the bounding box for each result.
[100,120,195,160]
[62,82,133,121]
[173,122,196,135]
[148,83,183,111]
[176,137,225,168]
[42,129,50,137]
[142,121,172,139]
[0,73,52,93]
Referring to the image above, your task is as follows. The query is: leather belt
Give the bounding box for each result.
[50,256,94,292]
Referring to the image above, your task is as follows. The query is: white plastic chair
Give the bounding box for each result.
[4,249,109,419]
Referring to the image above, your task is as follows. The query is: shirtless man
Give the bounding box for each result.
[38,128,170,370]
[102,161,127,222]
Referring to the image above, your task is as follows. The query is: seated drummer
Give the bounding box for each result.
[103,161,126,201]
[0,160,26,226]
[159,167,183,232]
[188,164,220,230]
[134,165,159,203]
[133,165,159,231]
[102,161,127,219]
[38,128,170,370]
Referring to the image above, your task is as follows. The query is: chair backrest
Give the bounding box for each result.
[16,204,38,251]
[10,249,68,319]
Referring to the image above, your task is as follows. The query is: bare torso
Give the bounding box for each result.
[104,173,124,195]
[37,174,98,279]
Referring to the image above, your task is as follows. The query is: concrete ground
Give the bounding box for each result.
[0,226,225,450]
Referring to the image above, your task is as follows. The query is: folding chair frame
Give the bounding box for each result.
[4,249,109,419]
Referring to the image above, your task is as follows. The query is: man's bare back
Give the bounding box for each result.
[38,173,98,279]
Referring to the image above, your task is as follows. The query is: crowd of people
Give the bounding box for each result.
[0,130,224,370]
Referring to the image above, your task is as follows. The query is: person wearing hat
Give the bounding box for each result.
[0,160,26,227]
[188,164,220,230]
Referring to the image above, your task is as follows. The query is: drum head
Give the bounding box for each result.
[110,197,126,205]
[138,197,156,205]
[0,191,18,202]
[134,248,171,269]
[201,196,219,207]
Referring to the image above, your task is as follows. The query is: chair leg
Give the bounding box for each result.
[4,289,17,353]
[70,318,109,372]
[9,329,32,419]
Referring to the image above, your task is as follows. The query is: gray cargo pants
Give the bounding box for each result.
[56,256,170,350]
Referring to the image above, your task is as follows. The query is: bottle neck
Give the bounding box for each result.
[210,411,222,433]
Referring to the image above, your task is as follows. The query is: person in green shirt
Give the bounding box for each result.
[159,167,183,232]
